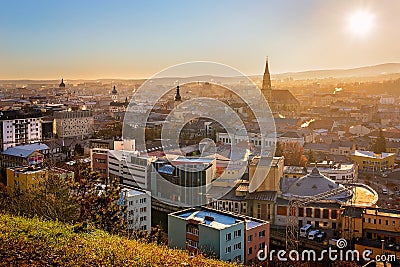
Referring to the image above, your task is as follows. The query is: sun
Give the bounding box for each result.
[347,11,374,36]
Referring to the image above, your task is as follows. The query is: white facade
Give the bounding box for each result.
[1,117,42,151]
[217,132,276,149]
[122,188,151,231]
[108,150,155,189]
[307,162,357,183]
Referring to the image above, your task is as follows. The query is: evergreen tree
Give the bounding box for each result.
[307,149,316,163]
[373,129,386,154]
[275,141,283,157]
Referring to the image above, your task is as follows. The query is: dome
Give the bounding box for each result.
[59,78,65,88]
[285,167,351,200]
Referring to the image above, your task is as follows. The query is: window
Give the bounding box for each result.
[259,242,265,250]
[226,233,232,241]
[259,230,265,237]
[331,210,337,219]
[225,246,231,254]
[314,209,321,218]
[277,206,287,216]
[187,239,198,248]
[393,221,396,227]
[248,247,253,255]
[323,209,329,219]
[234,229,241,238]
[306,208,312,217]
[298,207,304,217]
[187,226,199,236]
[234,242,241,250]
[248,235,252,242]
[386,220,388,225]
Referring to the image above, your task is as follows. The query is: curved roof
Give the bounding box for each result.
[285,167,350,200]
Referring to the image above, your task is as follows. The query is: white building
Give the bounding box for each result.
[121,188,151,231]
[217,132,276,149]
[307,161,358,183]
[0,109,43,151]
[108,150,156,189]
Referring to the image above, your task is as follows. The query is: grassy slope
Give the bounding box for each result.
[0,214,236,267]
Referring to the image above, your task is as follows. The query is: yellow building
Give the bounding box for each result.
[363,208,400,243]
[351,150,395,173]
[248,156,284,193]
[7,166,74,193]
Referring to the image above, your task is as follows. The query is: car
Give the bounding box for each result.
[308,230,320,240]
[315,231,327,242]
[300,224,312,238]
[382,188,388,195]
[382,173,388,178]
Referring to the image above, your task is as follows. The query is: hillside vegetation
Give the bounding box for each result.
[0,214,235,267]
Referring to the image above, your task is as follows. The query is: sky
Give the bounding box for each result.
[0,0,399,80]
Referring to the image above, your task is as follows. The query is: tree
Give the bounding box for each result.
[307,149,316,163]
[74,143,84,156]
[69,168,126,234]
[280,141,307,167]
[275,141,283,157]
[0,170,79,223]
[373,129,386,154]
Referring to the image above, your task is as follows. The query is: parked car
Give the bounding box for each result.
[315,231,326,242]
[308,230,320,240]
[382,188,388,195]
[300,224,312,238]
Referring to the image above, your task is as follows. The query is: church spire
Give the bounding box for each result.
[262,56,271,90]
[261,57,272,102]
[174,83,182,101]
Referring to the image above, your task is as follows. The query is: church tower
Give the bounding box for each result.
[261,57,272,102]
[59,78,65,89]
[174,84,182,109]
[174,84,182,102]
[111,85,118,102]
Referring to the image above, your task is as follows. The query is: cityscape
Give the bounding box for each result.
[1,1,400,267]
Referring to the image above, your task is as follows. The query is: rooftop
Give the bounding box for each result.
[352,150,395,159]
[2,143,49,158]
[171,207,267,230]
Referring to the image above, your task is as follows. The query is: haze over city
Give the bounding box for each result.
[1,0,400,79]
[2,1,400,266]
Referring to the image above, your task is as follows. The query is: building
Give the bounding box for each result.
[53,110,94,138]
[1,143,46,168]
[307,160,358,183]
[109,85,129,119]
[0,108,43,151]
[6,165,74,193]
[276,168,351,229]
[260,58,300,118]
[120,188,151,232]
[168,207,269,265]
[152,156,215,207]
[108,150,155,189]
[330,141,356,157]
[351,150,395,173]
[90,139,114,180]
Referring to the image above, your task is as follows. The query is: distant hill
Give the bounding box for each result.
[272,63,400,80]
[1,63,400,83]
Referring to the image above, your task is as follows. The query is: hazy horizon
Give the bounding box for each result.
[1,0,400,80]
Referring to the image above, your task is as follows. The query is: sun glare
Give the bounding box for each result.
[348,11,374,36]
